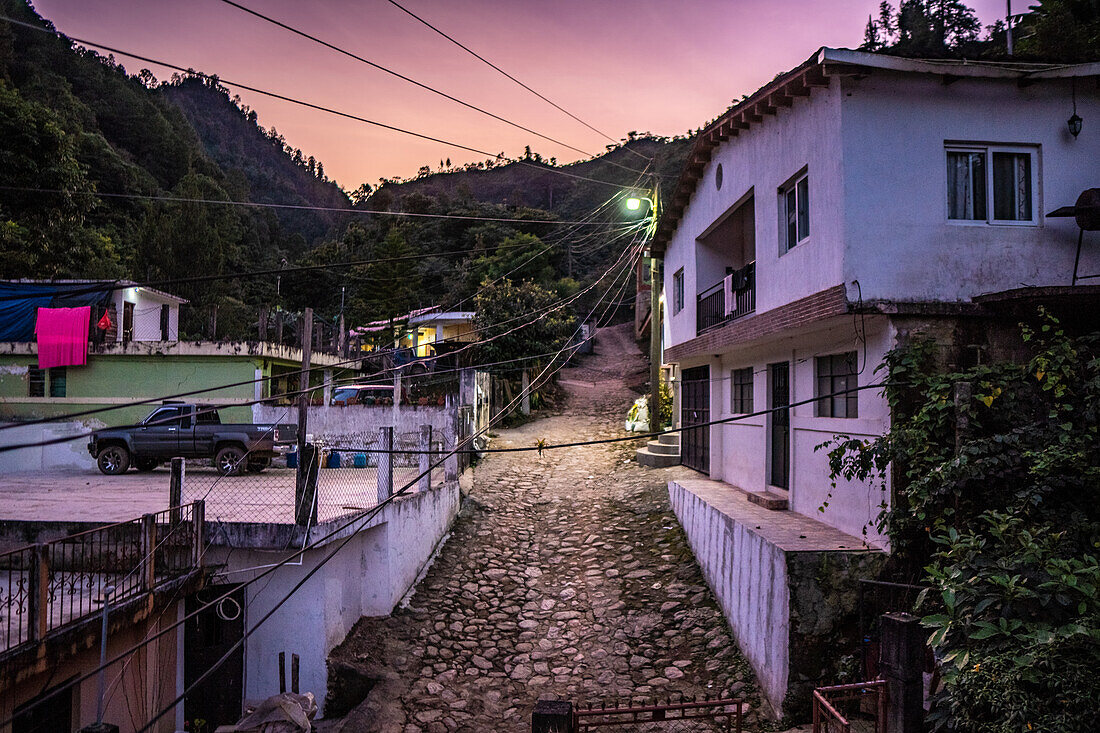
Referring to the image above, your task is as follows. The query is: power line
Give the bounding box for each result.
[383,0,652,163]
[0,15,647,192]
[216,0,648,176]
[0,185,613,225]
[0,216,639,730]
[0,234,646,443]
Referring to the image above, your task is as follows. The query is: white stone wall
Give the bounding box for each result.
[209,480,461,716]
[253,403,455,445]
[668,481,790,713]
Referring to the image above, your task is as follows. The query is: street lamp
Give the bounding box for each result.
[625,186,663,431]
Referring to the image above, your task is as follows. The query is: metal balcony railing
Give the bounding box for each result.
[0,502,204,654]
[696,262,756,335]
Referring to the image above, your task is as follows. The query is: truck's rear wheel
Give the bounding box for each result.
[215,445,246,476]
[97,445,131,475]
[134,457,159,472]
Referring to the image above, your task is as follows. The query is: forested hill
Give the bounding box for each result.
[0,0,349,285]
[366,136,692,221]
[0,0,696,342]
[164,79,351,246]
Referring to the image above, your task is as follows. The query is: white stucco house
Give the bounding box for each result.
[653,48,1100,717]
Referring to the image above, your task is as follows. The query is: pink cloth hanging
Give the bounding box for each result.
[35,306,91,369]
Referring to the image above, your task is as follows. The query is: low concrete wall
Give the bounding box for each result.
[253,403,454,443]
[669,480,790,712]
[0,421,99,474]
[207,480,461,716]
[668,478,883,720]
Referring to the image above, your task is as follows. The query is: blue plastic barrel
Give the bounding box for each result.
[353,453,367,468]
[286,450,298,469]
[327,451,342,469]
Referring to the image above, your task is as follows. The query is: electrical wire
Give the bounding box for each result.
[216,0,648,177]
[0,15,648,192]
[383,0,652,163]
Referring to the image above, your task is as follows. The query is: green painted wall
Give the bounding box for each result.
[0,354,350,427]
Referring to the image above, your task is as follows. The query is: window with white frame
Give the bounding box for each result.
[946,145,1036,224]
[672,268,684,314]
[779,171,809,252]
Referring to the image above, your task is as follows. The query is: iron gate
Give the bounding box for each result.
[681,366,710,474]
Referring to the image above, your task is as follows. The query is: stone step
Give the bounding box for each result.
[745,490,789,511]
[635,447,681,468]
[658,432,680,446]
[646,440,680,455]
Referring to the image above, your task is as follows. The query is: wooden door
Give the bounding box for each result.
[769,362,790,489]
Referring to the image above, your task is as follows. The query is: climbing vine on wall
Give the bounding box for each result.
[819,311,1100,732]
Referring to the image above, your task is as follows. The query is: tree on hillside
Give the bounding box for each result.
[861,0,981,55]
[347,226,421,325]
[474,278,575,366]
[1016,0,1100,61]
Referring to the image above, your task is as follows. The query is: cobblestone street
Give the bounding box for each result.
[325,325,763,731]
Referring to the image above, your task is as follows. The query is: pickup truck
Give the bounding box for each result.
[88,403,298,476]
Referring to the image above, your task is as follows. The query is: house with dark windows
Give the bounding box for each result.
[651,48,1100,717]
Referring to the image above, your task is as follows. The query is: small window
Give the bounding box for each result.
[779,171,809,252]
[48,367,66,398]
[815,352,858,418]
[947,145,1036,223]
[730,367,753,414]
[28,367,45,397]
[672,268,685,314]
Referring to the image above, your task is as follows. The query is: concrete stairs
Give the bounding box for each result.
[635,432,681,468]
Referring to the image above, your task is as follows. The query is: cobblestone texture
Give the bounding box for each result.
[324,324,763,732]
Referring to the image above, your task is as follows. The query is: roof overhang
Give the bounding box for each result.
[651,48,1100,256]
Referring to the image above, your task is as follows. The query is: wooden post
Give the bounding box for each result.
[291,653,300,694]
[275,311,284,345]
[295,444,319,527]
[193,500,205,568]
[337,312,346,357]
[520,370,531,416]
[297,308,313,502]
[141,514,156,591]
[418,425,432,492]
[376,427,393,504]
[532,700,573,733]
[30,544,49,641]
[880,612,925,733]
[650,254,662,430]
[444,419,459,484]
[279,651,287,693]
[169,458,184,525]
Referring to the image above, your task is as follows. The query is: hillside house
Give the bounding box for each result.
[0,281,355,472]
[653,48,1100,716]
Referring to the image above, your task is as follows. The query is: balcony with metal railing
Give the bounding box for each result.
[696,262,756,336]
[0,502,204,656]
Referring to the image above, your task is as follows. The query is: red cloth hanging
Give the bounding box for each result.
[97,310,111,330]
[35,306,91,369]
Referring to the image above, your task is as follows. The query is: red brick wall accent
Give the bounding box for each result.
[665,284,849,362]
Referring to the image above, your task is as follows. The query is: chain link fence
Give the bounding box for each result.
[180,425,454,525]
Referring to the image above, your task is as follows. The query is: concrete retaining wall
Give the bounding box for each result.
[207,480,461,716]
[668,480,790,712]
[253,403,454,443]
[0,421,100,474]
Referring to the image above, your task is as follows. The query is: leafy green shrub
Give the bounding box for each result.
[820,312,1100,731]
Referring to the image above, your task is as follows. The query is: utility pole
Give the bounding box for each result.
[337,285,347,357]
[648,180,663,431]
[1006,0,1013,55]
[297,308,313,460]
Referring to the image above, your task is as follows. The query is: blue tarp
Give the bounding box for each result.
[0,282,113,342]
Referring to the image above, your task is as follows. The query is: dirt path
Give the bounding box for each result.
[326,323,762,732]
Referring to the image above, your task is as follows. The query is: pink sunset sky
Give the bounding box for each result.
[33,0,1012,191]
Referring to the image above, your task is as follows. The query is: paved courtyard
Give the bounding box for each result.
[325,325,764,732]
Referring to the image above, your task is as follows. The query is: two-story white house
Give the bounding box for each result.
[652,48,1100,717]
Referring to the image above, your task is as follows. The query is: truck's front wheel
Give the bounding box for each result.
[97,445,131,475]
[215,445,246,476]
